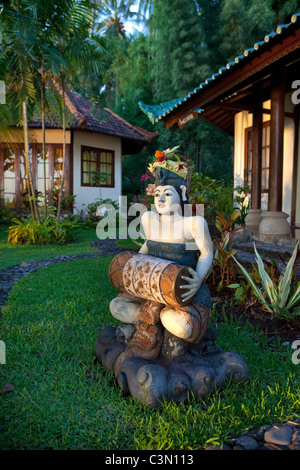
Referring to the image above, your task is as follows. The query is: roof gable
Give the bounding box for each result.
[139,13,300,133]
[28,88,156,154]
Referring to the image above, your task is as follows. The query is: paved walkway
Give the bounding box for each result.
[0,239,127,309]
[0,238,299,450]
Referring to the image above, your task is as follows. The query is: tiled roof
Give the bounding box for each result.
[28,88,155,146]
[67,90,154,143]
[139,13,300,124]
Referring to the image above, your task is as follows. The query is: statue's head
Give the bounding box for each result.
[148,147,189,216]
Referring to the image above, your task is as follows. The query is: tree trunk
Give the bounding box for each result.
[56,77,66,221]
[41,71,47,219]
[22,100,40,222]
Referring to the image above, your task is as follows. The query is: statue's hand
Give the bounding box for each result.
[180,268,202,302]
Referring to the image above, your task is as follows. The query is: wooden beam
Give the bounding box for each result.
[291,105,299,229]
[48,145,54,205]
[15,146,21,214]
[211,101,254,112]
[269,69,286,212]
[0,146,4,196]
[251,82,263,210]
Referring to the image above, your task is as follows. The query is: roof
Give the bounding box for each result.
[139,12,300,133]
[28,88,157,154]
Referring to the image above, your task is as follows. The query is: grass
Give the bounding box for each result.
[0,255,299,450]
[0,224,98,269]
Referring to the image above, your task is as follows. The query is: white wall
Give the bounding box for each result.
[72,131,122,212]
[234,97,296,221]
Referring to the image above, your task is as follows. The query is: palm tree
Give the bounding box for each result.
[53,1,106,220]
[0,1,41,221]
[96,0,136,38]
[31,0,69,218]
[1,0,107,222]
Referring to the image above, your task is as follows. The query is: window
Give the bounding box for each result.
[20,149,28,208]
[244,122,270,193]
[37,147,50,195]
[54,148,63,188]
[3,147,16,207]
[81,146,114,188]
[0,143,71,212]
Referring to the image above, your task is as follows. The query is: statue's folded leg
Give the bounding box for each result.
[110,292,143,324]
[160,301,211,344]
[114,299,164,376]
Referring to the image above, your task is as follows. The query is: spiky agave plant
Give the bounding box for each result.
[233,243,300,318]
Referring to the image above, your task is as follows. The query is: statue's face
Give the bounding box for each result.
[154,185,181,215]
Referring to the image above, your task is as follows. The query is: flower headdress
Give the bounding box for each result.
[147,146,189,202]
[148,146,188,181]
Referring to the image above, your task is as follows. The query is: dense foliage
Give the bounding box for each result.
[1,0,300,208]
[88,0,300,195]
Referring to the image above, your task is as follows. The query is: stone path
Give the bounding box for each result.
[0,239,127,309]
[0,237,299,450]
[204,419,300,450]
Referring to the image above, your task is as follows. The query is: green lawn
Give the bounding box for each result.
[0,256,299,450]
[0,225,98,269]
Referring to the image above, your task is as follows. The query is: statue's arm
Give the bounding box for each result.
[180,216,213,302]
[138,211,151,254]
[139,240,148,254]
[193,216,214,282]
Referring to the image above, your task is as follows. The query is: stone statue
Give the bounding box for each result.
[95,147,248,408]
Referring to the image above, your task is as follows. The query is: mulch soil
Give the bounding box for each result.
[207,280,300,345]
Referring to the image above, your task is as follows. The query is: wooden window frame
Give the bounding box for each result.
[81,145,115,188]
[244,121,270,194]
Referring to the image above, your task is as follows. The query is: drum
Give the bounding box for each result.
[108,251,195,307]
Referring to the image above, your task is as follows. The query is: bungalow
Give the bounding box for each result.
[0,88,156,213]
[139,13,300,242]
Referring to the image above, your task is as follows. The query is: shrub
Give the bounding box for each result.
[82,198,119,221]
[52,187,77,214]
[233,243,300,319]
[0,189,14,224]
[189,172,249,226]
[8,216,78,245]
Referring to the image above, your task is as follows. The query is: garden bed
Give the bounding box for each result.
[208,282,300,345]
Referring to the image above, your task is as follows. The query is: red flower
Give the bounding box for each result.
[140,173,148,182]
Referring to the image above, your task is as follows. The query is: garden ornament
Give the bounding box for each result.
[95,147,249,407]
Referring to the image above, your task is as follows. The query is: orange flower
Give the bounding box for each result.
[155,150,164,159]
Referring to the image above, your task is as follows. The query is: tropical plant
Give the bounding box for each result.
[0,1,41,221]
[215,209,242,237]
[0,189,14,224]
[209,231,238,290]
[8,216,78,245]
[83,197,119,221]
[233,185,250,227]
[96,0,137,38]
[233,243,300,319]
[52,187,76,215]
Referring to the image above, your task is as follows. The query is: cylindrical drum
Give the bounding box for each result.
[108,251,195,308]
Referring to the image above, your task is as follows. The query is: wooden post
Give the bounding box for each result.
[49,145,54,205]
[269,70,285,212]
[0,146,4,196]
[251,82,263,210]
[15,146,21,214]
[291,105,299,235]
[64,144,71,196]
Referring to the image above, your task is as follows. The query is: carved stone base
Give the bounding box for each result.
[95,325,249,408]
